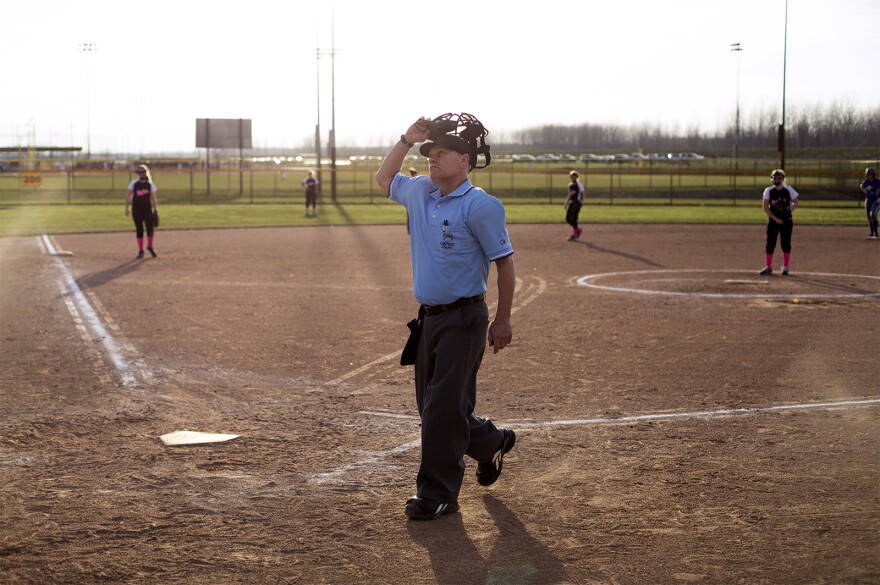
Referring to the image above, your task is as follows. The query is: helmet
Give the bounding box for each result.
[867,167,877,176]
[419,113,491,171]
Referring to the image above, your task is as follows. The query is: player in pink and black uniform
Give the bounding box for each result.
[564,170,585,241]
[860,167,879,239]
[759,169,799,276]
[125,164,158,259]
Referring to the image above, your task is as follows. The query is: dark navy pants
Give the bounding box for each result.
[565,200,582,229]
[132,204,154,238]
[413,300,504,504]
[765,218,793,254]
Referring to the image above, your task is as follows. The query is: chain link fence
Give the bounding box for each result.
[0,155,875,207]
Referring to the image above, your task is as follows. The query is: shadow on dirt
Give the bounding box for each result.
[575,239,665,268]
[407,494,567,584]
[76,259,145,289]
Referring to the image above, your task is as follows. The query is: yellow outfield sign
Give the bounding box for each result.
[21,171,42,189]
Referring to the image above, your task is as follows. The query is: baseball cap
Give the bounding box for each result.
[419,133,473,158]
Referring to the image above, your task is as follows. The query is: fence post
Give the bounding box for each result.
[189,168,194,203]
[733,159,738,206]
[547,170,552,204]
[609,166,614,205]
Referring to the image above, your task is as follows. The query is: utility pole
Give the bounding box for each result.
[316,45,322,194]
[329,5,337,203]
[730,43,743,160]
[779,0,789,170]
[78,42,97,159]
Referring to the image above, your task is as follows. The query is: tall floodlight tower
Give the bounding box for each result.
[730,43,743,160]
[78,42,97,159]
[329,5,338,202]
[779,0,789,169]
[316,45,322,192]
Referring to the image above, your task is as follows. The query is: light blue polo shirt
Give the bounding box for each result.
[389,172,513,306]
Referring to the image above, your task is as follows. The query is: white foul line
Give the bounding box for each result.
[42,235,143,389]
[309,398,880,483]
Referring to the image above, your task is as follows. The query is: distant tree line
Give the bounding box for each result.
[505,101,879,154]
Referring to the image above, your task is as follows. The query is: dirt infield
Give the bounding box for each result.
[1,223,878,584]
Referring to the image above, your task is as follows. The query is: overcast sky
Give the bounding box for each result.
[2,0,878,154]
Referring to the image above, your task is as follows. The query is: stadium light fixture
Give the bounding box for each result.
[78,42,97,159]
[730,43,743,160]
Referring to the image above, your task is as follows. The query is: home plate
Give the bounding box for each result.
[160,431,240,446]
[725,279,768,285]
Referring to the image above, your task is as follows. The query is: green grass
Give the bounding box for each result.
[0,199,866,237]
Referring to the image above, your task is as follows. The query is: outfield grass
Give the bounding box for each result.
[0,200,866,238]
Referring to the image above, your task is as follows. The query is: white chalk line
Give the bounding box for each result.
[577,269,880,298]
[42,235,148,389]
[324,275,547,387]
[309,398,880,483]
[40,234,72,256]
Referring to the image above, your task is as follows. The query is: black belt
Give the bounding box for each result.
[422,294,485,316]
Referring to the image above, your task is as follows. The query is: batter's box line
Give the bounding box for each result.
[308,398,880,483]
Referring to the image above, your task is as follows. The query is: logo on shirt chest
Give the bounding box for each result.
[441,231,455,250]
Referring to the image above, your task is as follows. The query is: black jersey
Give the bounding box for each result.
[763,185,797,221]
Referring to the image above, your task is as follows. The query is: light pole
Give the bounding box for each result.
[329,4,337,203]
[779,0,789,170]
[78,42,97,159]
[316,45,323,194]
[730,43,743,160]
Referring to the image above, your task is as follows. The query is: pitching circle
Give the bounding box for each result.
[576,269,880,299]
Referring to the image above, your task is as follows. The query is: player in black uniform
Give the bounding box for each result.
[759,169,799,276]
[302,171,319,217]
[125,164,158,259]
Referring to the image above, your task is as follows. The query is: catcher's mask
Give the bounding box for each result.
[419,112,491,172]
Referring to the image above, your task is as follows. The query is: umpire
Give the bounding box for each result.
[376,113,517,521]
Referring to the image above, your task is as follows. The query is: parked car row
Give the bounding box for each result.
[509,152,706,162]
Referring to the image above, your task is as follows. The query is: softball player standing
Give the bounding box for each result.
[860,167,879,239]
[125,164,158,259]
[564,171,585,241]
[759,169,798,276]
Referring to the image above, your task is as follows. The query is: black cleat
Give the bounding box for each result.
[137,250,144,259]
[148,247,157,258]
[781,267,789,276]
[476,429,516,486]
[758,267,772,276]
[404,497,459,521]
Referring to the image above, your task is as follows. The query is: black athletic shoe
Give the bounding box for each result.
[404,497,459,521]
[759,267,772,276]
[781,267,789,276]
[137,250,144,259]
[476,429,516,486]
[148,247,157,258]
